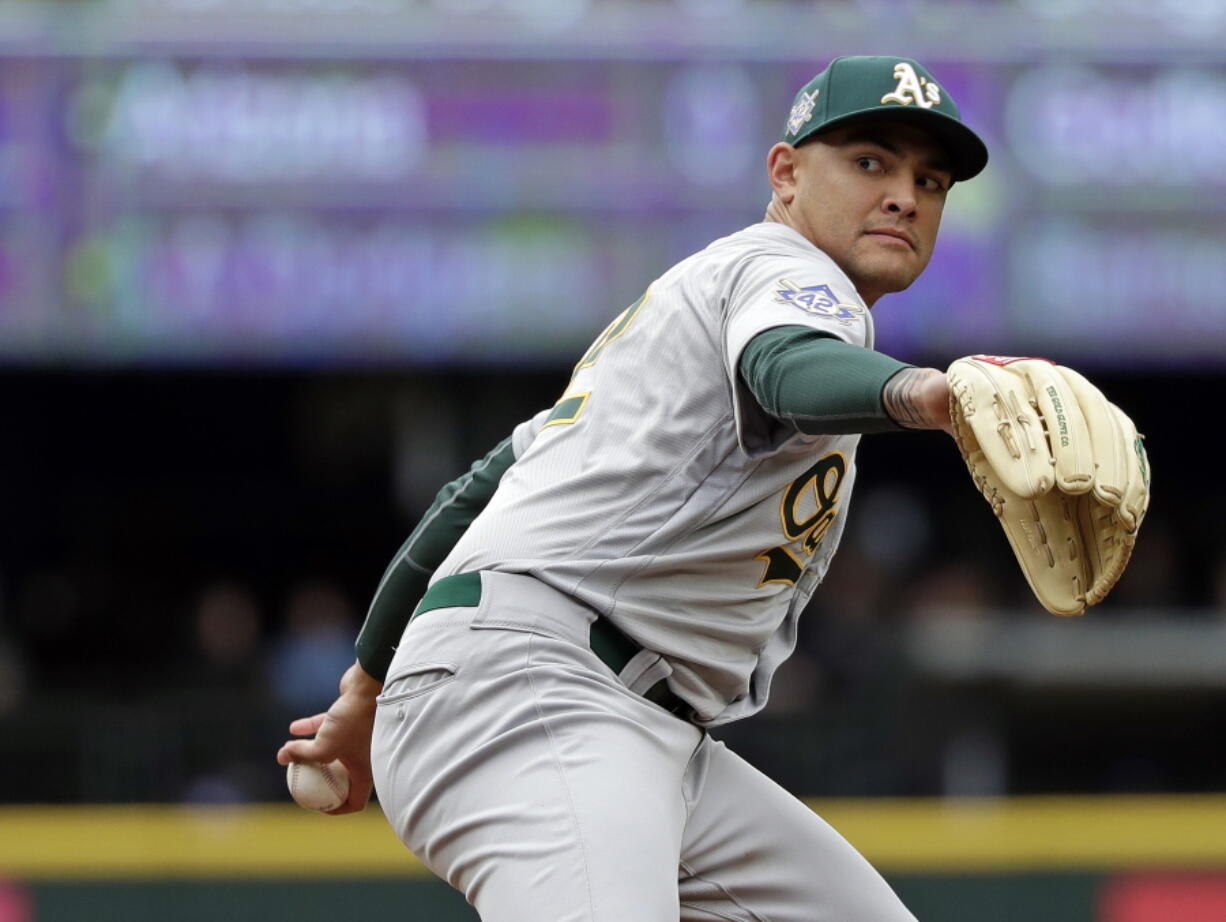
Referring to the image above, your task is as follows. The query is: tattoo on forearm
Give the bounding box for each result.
[882,369,933,429]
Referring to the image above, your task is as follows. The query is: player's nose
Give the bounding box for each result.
[881,174,918,217]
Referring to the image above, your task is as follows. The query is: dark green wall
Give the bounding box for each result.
[20,873,1103,922]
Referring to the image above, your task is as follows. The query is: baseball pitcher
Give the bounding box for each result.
[278,56,1149,922]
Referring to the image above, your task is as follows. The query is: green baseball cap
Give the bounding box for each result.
[781,56,988,182]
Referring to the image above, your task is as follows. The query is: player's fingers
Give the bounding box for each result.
[328,772,373,815]
[276,737,334,766]
[287,713,328,737]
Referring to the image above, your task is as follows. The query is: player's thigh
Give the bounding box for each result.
[678,738,917,922]
[373,616,700,922]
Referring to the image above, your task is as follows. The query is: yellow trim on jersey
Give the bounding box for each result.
[754,544,807,588]
[573,284,653,375]
[9,796,1226,876]
[543,391,591,427]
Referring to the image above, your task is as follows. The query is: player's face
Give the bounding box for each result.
[773,121,953,306]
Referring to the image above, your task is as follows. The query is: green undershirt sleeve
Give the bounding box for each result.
[355,435,517,681]
[740,325,912,435]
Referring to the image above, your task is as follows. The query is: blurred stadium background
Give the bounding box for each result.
[1,0,1224,918]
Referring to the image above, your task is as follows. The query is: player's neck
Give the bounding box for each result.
[762,205,882,309]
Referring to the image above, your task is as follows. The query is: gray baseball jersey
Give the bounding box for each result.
[436,221,875,725]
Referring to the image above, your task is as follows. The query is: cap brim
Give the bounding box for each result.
[808,106,989,182]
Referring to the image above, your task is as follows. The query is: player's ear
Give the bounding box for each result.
[766,142,801,204]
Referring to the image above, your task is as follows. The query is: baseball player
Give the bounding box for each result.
[279,55,986,921]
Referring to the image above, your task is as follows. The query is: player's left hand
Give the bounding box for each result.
[276,661,383,815]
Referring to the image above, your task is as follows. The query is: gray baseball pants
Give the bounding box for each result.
[371,572,916,922]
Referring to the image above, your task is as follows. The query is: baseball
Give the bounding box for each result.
[286,760,350,812]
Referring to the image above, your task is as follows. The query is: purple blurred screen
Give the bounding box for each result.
[0,48,1222,369]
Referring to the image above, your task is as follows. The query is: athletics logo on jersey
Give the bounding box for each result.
[756,452,847,588]
[773,279,864,324]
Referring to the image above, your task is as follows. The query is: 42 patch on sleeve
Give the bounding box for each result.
[772,279,864,324]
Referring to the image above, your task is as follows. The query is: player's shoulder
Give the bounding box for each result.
[665,223,825,285]
[709,223,859,304]
[654,222,860,315]
[703,221,813,257]
[705,222,847,278]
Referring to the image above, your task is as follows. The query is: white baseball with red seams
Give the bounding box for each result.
[287,760,350,812]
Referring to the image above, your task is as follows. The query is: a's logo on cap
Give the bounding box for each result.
[880,62,941,110]
[786,88,819,136]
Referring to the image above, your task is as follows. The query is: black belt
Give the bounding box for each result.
[414,572,689,718]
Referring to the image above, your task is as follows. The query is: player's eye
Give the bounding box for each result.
[918,175,948,193]
[855,156,883,173]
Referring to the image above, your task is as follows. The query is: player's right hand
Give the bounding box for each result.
[276,661,383,815]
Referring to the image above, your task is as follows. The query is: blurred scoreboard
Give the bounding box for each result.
[0,8,1224,368]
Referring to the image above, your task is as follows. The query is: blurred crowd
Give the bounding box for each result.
[0,570,364,804]
[0,462,1214,805]
[0,364,1210,805]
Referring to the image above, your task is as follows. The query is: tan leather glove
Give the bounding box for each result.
[946,355,1151,615]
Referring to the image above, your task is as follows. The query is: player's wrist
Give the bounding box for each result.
[882,367,951,433]
[340,660,384,698]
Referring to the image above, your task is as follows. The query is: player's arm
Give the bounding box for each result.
[276,430,529,813]
[740,325,952,435]
[354,435,518,681]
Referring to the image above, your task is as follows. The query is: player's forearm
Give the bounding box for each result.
[740,325,913,434]
[881,367,953,434]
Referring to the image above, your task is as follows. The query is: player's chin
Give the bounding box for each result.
[856,259,922,297]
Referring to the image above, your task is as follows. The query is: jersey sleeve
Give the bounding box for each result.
[721,249,872,455]
[511,406,552,458]
[741,326,911,435]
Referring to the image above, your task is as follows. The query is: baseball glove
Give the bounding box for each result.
[946,355,1150,615]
